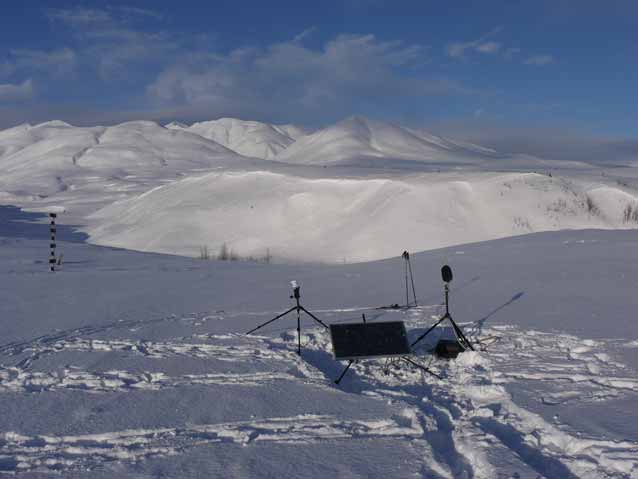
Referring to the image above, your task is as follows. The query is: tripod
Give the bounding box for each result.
[333,314,442,385]
[410,266,474,351]
[246,284,328,355]
[335,355,442,384]
[402,251,418,308]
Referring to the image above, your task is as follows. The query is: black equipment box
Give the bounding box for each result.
[435,339,465,359]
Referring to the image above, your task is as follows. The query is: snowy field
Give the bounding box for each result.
[2,116,638,477]
[1,206,638,477]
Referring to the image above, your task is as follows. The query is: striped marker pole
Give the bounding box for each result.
[49,213,57,272]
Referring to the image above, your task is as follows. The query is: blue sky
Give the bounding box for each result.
[0,1,636,155]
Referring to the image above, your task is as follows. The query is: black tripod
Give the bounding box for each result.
[246,283,328,355]
[411,265,474,351]
[402,251,418,308]
[335,355,442,384]
[333,314,442,385]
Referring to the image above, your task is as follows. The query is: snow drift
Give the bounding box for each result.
[87,170,638,262]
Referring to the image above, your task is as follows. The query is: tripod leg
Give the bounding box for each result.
[335,360,354,384]
[383,358,391,375]
[408,259,418,307]
[297,307,301,355]
[299,307,329,329]
[410,315,448,348]
[245,306,297,335]
[405,259,409,307]
[447,316,475,351]
[403,357,442,380]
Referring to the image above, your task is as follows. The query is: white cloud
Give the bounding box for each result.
[46,7,111,26]
[524,55,554,66]
[9,48,76,76]
[446,27,503,58]
[46,7,179,80]
[147,33,454,120]
[446,42,472,58]
[476,41,501,54]
[48,5,164,30]
[0,79,34,102]
[448,30,554,67]
[504,47,521,59]
[111,6,164,21]
[293,27,318,43]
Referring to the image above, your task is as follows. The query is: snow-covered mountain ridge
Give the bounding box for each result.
[2,116,638,262]
[166,117,309,160]
[165,115,504,165]
[275,116,499,166]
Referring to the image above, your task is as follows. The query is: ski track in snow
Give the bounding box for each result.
[0,412,423,473]
[297,311,638,479]
[487,328,638,404]
[10,336,296,369]
[0,307,637,476]
[0,368,314,394]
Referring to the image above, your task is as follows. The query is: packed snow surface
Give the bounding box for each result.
[1,209,637,477]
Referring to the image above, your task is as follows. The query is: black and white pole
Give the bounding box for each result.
[49,213,57,272]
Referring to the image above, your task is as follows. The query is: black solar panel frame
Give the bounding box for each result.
[329,321,412,360]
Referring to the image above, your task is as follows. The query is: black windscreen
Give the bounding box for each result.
[330,321,411,360]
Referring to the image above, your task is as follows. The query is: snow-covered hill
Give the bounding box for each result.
[86,169,638,262]
[274,116,501,166]
[0,120,267,216]
[166,118,309,160]
[2,116,638,262]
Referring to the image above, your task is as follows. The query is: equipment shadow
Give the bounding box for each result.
[475,292,525,332]
[0,205,88,242]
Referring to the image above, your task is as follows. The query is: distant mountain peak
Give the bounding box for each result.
[181,118,300,160]
[34,120,73,129]
[164,121,189,129]
[274,115,500,166]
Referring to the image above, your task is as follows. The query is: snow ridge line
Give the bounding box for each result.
[0,368,318,394]
[10,337,291,368]
[0,413,423,473]
[0,312,212,357]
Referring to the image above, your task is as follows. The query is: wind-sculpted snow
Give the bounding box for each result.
[0,413,423,473]
[87,169,638,262]
[2,229,638,477]
[298,319,638,478]
[1,309,636,476]
[0,368,308,393]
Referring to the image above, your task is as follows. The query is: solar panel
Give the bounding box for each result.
[330,321,412,360]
